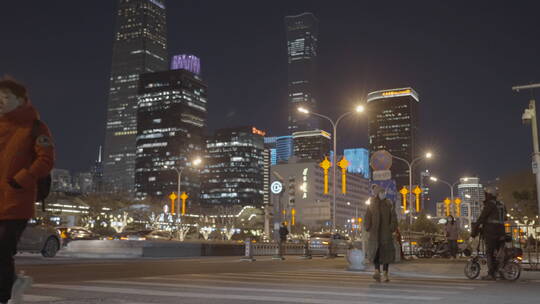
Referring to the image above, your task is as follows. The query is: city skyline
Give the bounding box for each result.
[1,1,540,203]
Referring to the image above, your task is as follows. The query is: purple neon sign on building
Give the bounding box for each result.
[171,54,201,75]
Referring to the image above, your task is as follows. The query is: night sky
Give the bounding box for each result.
[1,1,540,205]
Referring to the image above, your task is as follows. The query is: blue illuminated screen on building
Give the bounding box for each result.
[344,148,370,179]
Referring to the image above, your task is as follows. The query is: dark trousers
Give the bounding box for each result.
[0,220,27,303]
[485,237,505,276]
[448,240,458,258]
[374,248,389,272]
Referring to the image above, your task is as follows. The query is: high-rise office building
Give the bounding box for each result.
[265,135,294,165]
[343,148,370,179]
[134,60,207,200]
[458,177,485,221]
[51,169,73,193]
[103,0,168,194]
[264,137,278,165]
[73,172,93,194]
[367,88,419,189]
[200,127,266,207]
[293,130,331,162]
[419,169,432,211]
[90,146,104,193]
[285,13,319,132]
[276,136,294,163]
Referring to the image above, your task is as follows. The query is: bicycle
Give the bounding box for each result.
[464,236,522,281]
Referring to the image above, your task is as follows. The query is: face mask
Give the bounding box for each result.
[378,192,386,200]
[0,91,22,115]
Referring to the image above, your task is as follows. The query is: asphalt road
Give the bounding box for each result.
[13,255,540,304]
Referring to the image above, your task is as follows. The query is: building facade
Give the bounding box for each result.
[285,13,319,132]
[103,0,168,194]
[293,130,331,162]
[344,148,370,179]
[458,177,485,222]
[367,88,419,189]
[135,62,207,200]
[419,169,432,212]
[51,169,73,193]
[271,160,370,229]
[265,135,294,165]
[200,127,267,207]
[90,146,104,193]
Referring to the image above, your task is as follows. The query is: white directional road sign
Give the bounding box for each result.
[373,170,392,181]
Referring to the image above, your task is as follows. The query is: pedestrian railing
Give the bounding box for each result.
[251,242,307,256]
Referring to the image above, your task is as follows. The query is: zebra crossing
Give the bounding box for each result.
[25,270,492,304]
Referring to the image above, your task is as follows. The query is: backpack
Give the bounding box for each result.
[31,119,52,210]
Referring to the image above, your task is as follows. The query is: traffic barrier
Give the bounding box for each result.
[241,238,256,262]
[346,248,365,271]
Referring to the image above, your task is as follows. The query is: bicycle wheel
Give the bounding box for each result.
[502,262,521,281]
[464,261,481,279]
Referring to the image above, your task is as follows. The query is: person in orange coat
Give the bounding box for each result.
[0,77,54,304]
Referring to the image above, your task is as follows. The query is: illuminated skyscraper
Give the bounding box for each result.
[367,88,419,189]
[201,127,267,207]
[103,0,168,193]
[293,130,331,162]
[458,177,485,221]
[134,62,207,200]
[285,13,319,132]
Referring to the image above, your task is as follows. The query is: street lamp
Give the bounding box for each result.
[164,157,203,217]
[430,176,473,227]
[298,104,365,231]
[429,176,460,203]
[513,83,540,216]
[391,152,433,216]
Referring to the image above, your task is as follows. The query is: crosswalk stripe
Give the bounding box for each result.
[140,276,461,295]
[266,271,487,286]
[24,295,62,302]
[91,279,443,301]
[197,273,478,290]
[31,284,396,304]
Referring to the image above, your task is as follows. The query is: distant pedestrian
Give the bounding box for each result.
[445,215,459,259]
[365,185,398,283]
[0,77,55,304]
[279,222,289,243]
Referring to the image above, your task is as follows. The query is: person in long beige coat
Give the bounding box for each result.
[364,185,398,282]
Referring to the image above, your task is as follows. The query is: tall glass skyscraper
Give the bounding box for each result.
[367,88,419,189]
[134,59,207,201]
[103,0,168,193]
[285,13,319,133]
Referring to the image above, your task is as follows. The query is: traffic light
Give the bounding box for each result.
[288,177,295,205]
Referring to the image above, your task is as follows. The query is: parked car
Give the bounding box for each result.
[111,230,173,241]
[308,232,351,256]
[18,220,61,257]
[56,226,98,245]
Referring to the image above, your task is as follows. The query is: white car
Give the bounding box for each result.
[19,220,61,257]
